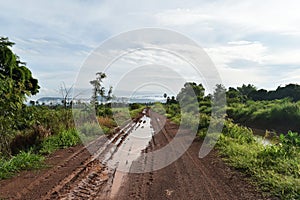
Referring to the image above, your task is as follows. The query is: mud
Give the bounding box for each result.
[0,109,273,200]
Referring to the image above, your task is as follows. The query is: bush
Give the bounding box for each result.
[222,120,255,144]
[39,128,80,154]
[0,151,44,179]
[129,103,141,110]
[151,102,165,115]
[218,123,300,199]
[181,112,199,132]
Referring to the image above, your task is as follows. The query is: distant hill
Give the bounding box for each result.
[34,96,166,105]
[37,97,67,102]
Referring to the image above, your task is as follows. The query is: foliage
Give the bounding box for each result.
[0,150,44,179]
[39,128,80,154]
[217,127,300,199]
[176,82,205,106]
[129,103,141,110]
[96,104,113,117]
[0,37,39,96]
[151,102,166,115]
[165,81,300,199]
[227,99,300,132]
[90,72,113,105]
[227,83,300,102]
[0,37,40,155]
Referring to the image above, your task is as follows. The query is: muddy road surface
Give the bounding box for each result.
[0,109,269,200]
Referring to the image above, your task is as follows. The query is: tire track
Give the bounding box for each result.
[42,111,150,200]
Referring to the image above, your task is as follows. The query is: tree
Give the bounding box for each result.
[90,72,106,105]
[213,84,226,106]
[0,37,39,155]
[89,72,113,105]
[60,82,73,108]
[176,82,205,106]
[106,86,113,101]
[237,84,257,102]
[0,37,39,96]
[226,87,242,103]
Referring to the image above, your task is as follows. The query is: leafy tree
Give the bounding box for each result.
[226,87,242,103]
[170,96,177,104]
[89,72,113,105]
[90,72,106,105]
[176,82,205,106]
[213,84,226,104]
[237,84,257,102]
[249,89,268,101]
[0,37,39,96]
[0,37,39,155]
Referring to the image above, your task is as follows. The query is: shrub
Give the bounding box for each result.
[0,151,44,179]
[151,102,165,115]
[218,123,300,199]
[39,128,80,154]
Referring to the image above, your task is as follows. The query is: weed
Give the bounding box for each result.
[0,151,44,179]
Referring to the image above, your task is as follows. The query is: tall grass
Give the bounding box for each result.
[39,128,80,154]
[0,151,44,179]
[227,99,300,132]
[217,124,300,199]
[163,100,300,199]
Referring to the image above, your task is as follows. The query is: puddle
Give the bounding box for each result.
[110,170,126,198]
[252,128,274,146]
[101,110,155,197]
[107,114,154,171]
[255,136,272,146]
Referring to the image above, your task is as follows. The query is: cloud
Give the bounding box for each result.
[155,9,213,26]
[205,41,268,67]
[1,0,300,98]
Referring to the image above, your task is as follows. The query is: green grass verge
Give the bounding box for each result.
[0,128,81,180]
[39,128,80,155]
[0,151,45,179]
[217,123,300,199]
[165,109,300,199]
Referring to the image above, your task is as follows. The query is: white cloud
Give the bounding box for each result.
[205,41,268,67]
[154,0,300,36]
[1,0,300,97]
[155,9,213,26]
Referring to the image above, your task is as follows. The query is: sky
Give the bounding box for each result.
[1,0,300,99]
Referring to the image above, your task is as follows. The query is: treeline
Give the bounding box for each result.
[227,83,300,102]
[225,84,300,133]
[169,82,300,133]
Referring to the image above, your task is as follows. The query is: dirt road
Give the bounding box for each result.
[0,109,270,200]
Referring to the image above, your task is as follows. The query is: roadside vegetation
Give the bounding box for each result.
[1,36,299,198]
[0,37,143,179]
[161,82,300,199]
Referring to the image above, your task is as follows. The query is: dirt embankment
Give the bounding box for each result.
[0,110,272,200]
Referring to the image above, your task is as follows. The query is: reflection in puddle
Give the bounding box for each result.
[106,112,155,198]
[107,114,154,170]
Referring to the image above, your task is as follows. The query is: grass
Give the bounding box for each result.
[151,102,166,115]
[217,123,300,199]
[97,116,117,135]
[0,151,45,179]
[0,128,81,180]
[39,128,80,155]
[163,103,300,199]
[0,105,145,180]
[227,99,300,132]
[111,106,145,126]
